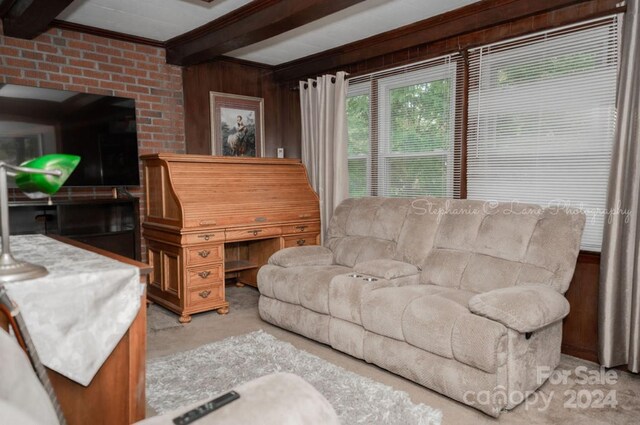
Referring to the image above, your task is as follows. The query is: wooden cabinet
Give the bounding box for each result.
[47,237,149,425]
[141,154,320,323]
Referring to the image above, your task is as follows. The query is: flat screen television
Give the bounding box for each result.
[0,84,140,187]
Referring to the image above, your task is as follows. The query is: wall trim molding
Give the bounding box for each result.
[51,19,166,47]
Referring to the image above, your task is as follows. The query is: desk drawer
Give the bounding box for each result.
[187,283,224,307]
[186,264,223,287]
[225,227,281,241]
[283,233,319,248]
[282,222,320,235]
[186,244,223,266]
[184,232,223,245]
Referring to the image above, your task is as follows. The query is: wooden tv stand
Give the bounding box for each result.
[141,154,320,323]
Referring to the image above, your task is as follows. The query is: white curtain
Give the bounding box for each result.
[299,71,349,241]
[599,0,640,372]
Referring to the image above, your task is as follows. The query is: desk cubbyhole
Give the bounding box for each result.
[224,237,281,287]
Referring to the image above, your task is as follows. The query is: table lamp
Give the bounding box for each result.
[0,154,80,283]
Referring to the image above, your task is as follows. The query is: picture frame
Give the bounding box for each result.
[210,91,265,157]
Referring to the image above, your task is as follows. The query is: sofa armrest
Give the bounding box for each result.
[353,259,419,280]
[468,285,570,333]
[268,246,334,268]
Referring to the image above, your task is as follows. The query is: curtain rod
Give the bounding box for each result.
[290,76,337,91]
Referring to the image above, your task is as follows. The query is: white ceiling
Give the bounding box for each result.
[57,0,480,66]
[57,0,254,41]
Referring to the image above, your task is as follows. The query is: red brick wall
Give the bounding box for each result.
[0,25,185,258]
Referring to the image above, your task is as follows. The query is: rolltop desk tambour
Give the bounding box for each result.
[141,154,320,323]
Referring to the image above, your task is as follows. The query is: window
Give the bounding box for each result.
[467,18,619,251]
[346,84,370,198]
[347,57,460,198]
[345,17,619,251]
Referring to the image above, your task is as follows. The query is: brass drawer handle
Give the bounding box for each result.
[199,290,211,299]
[198,271,211,279]
[198,250,210,258]
[295,225,308,232]
[297,239,306,246]
[249,229,263,236]
[198,234,213,241]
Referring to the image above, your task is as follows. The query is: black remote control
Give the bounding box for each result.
[172,391,240,425]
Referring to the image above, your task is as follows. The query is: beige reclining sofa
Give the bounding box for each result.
[258,197,585,416]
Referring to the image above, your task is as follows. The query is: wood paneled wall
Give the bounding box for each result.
[182,59,300,158]
[563,252,601,363]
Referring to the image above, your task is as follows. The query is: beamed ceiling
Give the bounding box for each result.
[0,0,605,81]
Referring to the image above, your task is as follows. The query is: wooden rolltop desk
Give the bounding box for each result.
[141,154,320,323]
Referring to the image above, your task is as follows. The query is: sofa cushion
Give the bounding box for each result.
[268,246,334,268]
[460,254,523,293]
[361,285,452,340]
[257,265,351,312]
[452,314,508,373]
[394,197,445,266]
[325,197,411,268]
[331,236,396,268]
[420,249,471,288]
[522,208,585,293]
[468,284,570,332]
[418,200,585,294]
[343,197,410,240]
[361,285,508,373]
[402,294,469,359]
[353,259,419,280]
[299,266,353,314]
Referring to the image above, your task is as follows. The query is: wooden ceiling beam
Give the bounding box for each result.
[0,0,18,19]
[166,0,366,67]
[272,0,593,82]
[2,0,74,39]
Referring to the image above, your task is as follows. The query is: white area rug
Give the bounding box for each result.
[147,330,442,425]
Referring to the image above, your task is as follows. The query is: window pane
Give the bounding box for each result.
[383,156,448,198]
[347,94,370,156]
[389,79,451,153]
[348,157,368,198]
[347,57,459,200]
[467,20,619,251]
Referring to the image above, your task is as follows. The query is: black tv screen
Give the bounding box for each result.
[0,84,140,187]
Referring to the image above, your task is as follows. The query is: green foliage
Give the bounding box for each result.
[384,157,447,198]
[347,95,370,156]
[348,158,368,198]
[389,79,451,153]
[346,77,453,198]
[497,52,597,85]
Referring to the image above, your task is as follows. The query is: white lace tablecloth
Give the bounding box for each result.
[4,235,141,386]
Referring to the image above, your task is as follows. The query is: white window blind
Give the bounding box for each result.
[347,55,462,198]
[467,18,619,252]
[346,83,371,197]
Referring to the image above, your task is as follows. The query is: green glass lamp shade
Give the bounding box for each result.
[14,154,81,198]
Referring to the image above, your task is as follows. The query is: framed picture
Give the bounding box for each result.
[210,92,265,157]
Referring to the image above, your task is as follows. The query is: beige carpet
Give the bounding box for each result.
[147,330,442,424]
[147,285,640,424]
